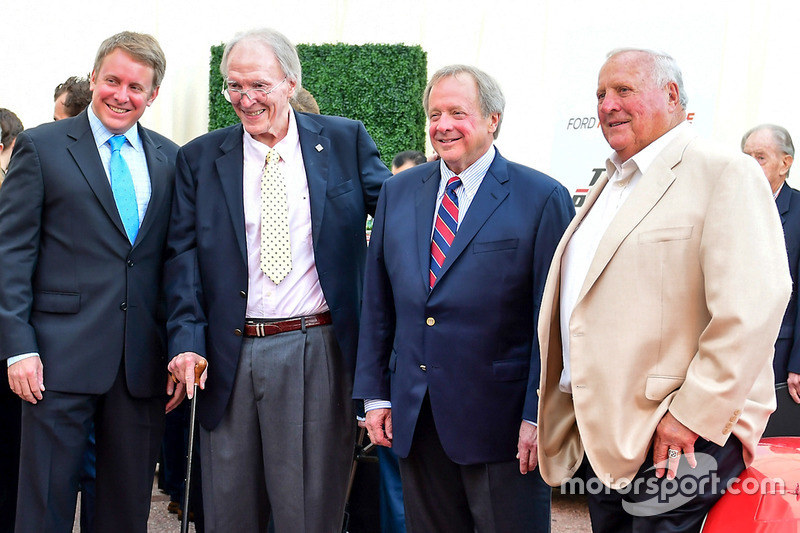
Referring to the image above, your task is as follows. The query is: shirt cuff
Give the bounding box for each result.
[7,352,39,367]
[364,399,391,411]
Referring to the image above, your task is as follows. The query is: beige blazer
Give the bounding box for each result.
[537,127,792,489]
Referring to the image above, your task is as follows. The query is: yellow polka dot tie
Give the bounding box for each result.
[260,148,292,283]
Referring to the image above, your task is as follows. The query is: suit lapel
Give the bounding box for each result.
[66,112,127,239]
[136,126,169,247]
[578,128,695,302]
[215,126,248,264]
[296,112,330,245]
[416,166,441,292]
[776,184,791,225]
[428,152,510,293]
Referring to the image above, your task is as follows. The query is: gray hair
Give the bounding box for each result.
[423,65,505,139]
[220,28,302,88]
[607,48,688,110]
[741,124,795,157]
[741,124,794,178]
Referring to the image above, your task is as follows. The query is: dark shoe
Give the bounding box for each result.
[168,501,180,514]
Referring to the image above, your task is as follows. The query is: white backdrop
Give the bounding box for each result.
[2,0,799,194]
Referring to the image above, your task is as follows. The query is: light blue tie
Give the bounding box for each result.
[108,135,139,243]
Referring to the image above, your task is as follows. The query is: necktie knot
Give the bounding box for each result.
[446,176,461,193]
[109,135,126,152]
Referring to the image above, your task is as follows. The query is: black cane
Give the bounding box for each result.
[180,359,207,533]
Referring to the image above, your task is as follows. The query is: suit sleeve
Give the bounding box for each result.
[354,121,391,216]
[669,155,791,444]
[352,182,395,401]
[163,148,208,357]
[786,239,800,375]
[523,183,575,422]
[0,132,44,359]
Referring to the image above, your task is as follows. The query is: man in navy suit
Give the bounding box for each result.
[165,28,391,532]
[353,65,575,533]
[742,124,800,398]
[0,32,179,532]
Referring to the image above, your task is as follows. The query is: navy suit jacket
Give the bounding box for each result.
[164,111,390,430]
[0,110,178,397]
[352,151,574,464]
[774,183,800,382]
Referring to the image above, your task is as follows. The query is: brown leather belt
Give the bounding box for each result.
[243,311,332,337]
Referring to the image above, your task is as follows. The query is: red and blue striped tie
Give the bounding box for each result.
[430,176,461,288]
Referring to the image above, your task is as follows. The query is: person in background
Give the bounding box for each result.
[0,108,23,185]
[354,64,573,533]
[165,27,390,532]
[536,48,790,533]
[366,149,428,533]
[390,150,426,174]
[289,86,320,114]
[53,76,92,121]
[0,107,24,533]
[742,124,800,400]
[0,32,180,532]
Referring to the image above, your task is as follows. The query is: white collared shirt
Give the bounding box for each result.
[558,121,689,393]
[242,109,328,319]
[430,145,496,235]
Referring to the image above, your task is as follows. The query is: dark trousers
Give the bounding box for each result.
[0,370,20,533]
[584,436,745,533]
[15,365,165,533]
[398,395,551,533]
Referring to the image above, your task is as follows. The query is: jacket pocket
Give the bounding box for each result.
[493,357,529,382]
[32,291,81,314]
[638,226,693,244]
[645,374,685,401]
[327,179,354,198]
[474,238,519,254]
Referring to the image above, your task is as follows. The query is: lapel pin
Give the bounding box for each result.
[315,144,324,152]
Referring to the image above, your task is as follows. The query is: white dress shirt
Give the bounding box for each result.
[242,110,328,319]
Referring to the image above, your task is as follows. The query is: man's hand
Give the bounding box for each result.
[365,408,393,447]
[165,376,187,413]
[653,411,699,480]
[787,372,800,404]
[517,421,539,475]
[8,357,44,404]
[167,352,208,400]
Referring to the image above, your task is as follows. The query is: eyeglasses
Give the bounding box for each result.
[222,77,287,103]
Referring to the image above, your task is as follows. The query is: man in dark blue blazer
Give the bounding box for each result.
[353,65,575,533]
[742,124,800,398]
[165,28,390,532]
[0,32,179,532]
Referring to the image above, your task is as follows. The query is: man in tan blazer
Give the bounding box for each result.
[536,48,791,533]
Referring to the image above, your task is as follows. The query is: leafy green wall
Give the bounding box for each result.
[209,43,427,166]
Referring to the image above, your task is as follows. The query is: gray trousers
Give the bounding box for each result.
[200,323,355,533]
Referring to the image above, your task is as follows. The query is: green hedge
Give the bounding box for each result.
[209,43,428,167]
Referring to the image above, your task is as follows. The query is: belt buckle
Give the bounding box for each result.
[256,323,283,336]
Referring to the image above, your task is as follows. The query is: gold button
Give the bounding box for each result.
[734,410,741,415]
[729,416,737,422]
[426,317,435,326]
[722,428,730,434]
[420,365,427,372]
[234,329,243,336]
